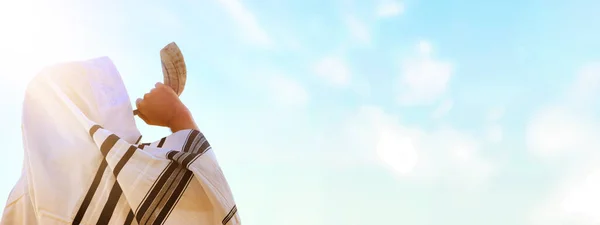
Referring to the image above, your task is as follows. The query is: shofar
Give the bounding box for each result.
[133,42,187,115]
[160,42,187,96]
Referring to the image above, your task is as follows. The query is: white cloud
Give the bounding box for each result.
[397,40,454,105]
[216,0,271,46]
[526,106,598,158]
[376,128,419,175]
[526,63,600,158]
[560,169,600,223]
[424,126,494,187]
[528,63,600,224]
[530,163,600,225]
[313,56,352,87]
[431,99,453,119]
[376,0,404,18]
[267,74,309,107]
[345,16,371,44]
[417,40,432,55]
[566,63,600,104]
[344,106,493,187]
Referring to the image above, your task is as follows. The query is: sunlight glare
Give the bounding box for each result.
[376,131,418,175]
[0,0,82,89]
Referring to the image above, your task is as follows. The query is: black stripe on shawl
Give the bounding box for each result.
[96,144,140,224]
[100,134,119,156]
[96,183,123,224]
[72,160,107,224]
[154,171,194,225]
[139,143,150,149]
[166,151,203,170]
[186,153,203,169]
[135,130,205,225]
[89,125,103,137]
[93,129,124,224]
[144,167,190,225]
[114,145,137,176]
[222,205,238,225]
[135,131,194,218]
[165,131,211,169]
[124,210,135,225]
[157,137,166,147]
[74,125,138,224]
[72,125,114,224]
[135,162,178,223]
[135,135,143,145]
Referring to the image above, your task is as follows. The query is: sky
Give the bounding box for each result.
[1,0,600,224]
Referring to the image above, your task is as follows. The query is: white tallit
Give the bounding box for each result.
[1,57,240,225]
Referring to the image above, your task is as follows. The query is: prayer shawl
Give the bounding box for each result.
[1,57,240,225]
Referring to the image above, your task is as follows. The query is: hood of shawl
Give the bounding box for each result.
[22,56,141,144]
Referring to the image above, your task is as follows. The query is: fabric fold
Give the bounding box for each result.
[1,57,240,225]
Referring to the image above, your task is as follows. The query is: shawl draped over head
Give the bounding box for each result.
[1,57,240,225]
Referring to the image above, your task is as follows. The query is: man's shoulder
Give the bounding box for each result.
[1,174,37,225]
[4,175,29,207]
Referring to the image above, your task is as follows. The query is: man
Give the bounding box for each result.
[1,57,240,224]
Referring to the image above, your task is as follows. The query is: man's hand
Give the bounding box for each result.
[136,82,198,132]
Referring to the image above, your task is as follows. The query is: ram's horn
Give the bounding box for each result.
[133,42,187,116]
[160,42,187,96]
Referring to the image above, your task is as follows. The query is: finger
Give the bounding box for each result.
[136,98,146,111]
[137,112,151,125]
[155,82,164,88]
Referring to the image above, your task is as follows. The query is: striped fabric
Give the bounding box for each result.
[1,57,240,225]
[3,124,240,224]
[69,125,239,225]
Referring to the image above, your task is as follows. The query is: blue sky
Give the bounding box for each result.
[2,0,600,224]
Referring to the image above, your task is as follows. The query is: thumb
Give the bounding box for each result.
[135,98,143,108]
[135,98,150,124]
[134,98,144,116]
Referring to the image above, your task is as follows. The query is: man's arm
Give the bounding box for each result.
[135,83,240,224]
[167,108,199,133]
